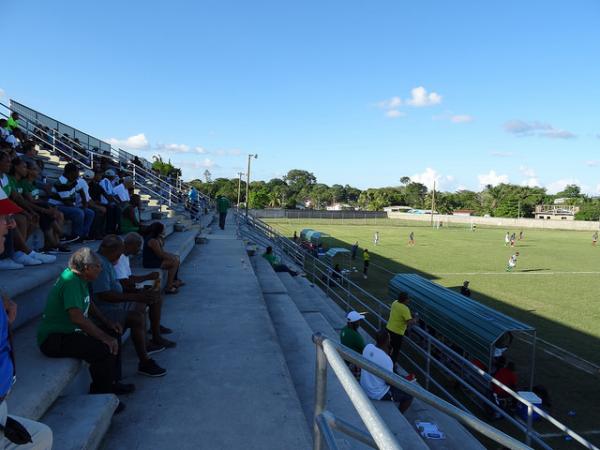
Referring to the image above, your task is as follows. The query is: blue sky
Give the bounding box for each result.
[2,0,599,193]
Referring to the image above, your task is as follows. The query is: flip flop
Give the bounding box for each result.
[165,286,179,295]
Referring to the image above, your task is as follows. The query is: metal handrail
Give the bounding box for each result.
[312,334,532,450]
[239,212,600,450]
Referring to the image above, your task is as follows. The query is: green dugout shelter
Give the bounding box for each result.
[389,273,536,386]
[300,229,314,242]
[323,248,351,269]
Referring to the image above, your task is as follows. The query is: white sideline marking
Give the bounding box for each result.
[433,271,600,276]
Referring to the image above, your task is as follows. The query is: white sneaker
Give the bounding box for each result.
[0,259,24,270]
[29,251,57,264]
[13,251,42,266]
[363,275,368,279]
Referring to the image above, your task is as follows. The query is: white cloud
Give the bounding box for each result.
[546,178,580,195]
[377,96,402,109]
[107,133,149,150]
[596,184,600,194]
[585,160,599,167]
[522,178,540,188]
[490,151,514,157]
[156,143,190,153]
[179,158,217,169]
[406,86,442,107]
[450,114,473,123]
[519,165,536,178]
[477,170,509,187]
[214,148,243,156]
[385,110,406,118]
[411,167,454,190]
[194,146,208,154]
[504,120,576,139]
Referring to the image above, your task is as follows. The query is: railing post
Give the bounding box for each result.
[168,187,172,207]
[313,336,328,450]
[425,335,432,390]
[526,405,533,446]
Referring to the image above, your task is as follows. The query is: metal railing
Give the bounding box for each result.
[238,212,600,450]
[312,334,532,450]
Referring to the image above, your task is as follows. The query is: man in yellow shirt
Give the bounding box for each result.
[362,248,370,279]
[386,292,416,364]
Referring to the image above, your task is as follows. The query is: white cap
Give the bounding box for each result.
[346,311,365,323]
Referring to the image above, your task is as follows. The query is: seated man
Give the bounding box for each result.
[360,329,413,413]
[0,190,53,449]
[93,235,167,377]
[262,246,297,276]
[120,194,142,234]
[48,163,95,243]
[492,357,518,409]
[116,232,175,349]
[340,311,366,380]
[98,169,122,234]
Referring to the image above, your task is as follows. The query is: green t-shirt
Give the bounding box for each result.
[37,268,91,346]
[262,252,278,266]
[0,174,16,197]
[6,117,18,131]
[217,196,230,213]
[340,326,366,354]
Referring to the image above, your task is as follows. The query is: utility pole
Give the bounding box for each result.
[430,180,436,227]
[236,172,244,210]
[245,154,258,217]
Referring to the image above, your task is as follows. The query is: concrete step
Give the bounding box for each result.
[42,394,119,450]
[294,277,347,331]
[102,233,311,449]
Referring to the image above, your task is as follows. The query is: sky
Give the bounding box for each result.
[1,0,599,193]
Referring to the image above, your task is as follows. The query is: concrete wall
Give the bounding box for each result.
[387,212,600,231]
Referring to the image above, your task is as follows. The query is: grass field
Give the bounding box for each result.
[265,218,600,446]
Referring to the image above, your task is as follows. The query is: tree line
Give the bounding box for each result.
[188,169,600,221]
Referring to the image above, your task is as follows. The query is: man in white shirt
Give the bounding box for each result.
[114,232,176,349]
[113,176,133,203]
[99,169,122,233]
[360,329,413,413]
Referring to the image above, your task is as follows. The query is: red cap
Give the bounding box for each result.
[0,189,22,215]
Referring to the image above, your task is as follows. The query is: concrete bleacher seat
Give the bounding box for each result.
[250,251,486,450]
[4,212,208,449]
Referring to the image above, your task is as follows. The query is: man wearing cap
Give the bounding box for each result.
[0,191,54,448]
[460,281,471,297]
[99,169,122,234]
[340,311,366,355]
[49,163,95,243]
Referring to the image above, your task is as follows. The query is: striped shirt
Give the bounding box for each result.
[49,175,79,206]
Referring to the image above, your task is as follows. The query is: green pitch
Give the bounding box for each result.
[265,218,600,442]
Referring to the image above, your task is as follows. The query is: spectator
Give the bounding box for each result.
[6,112,19,132]
[16,159,71,253]
[360,329,413,413]
[362,248,370,279]
[386,292,417,365]
[37,247,134,404]
[0,119,9,140]
[48,163,95,243]
[92,235,167,377]
[2,155,40,241]
[81,170,107,240]
[340,311,366,354]
[113,176,132,204]
[262,246,298,276]
[292,231,298,242]
[120,194,142,234]
[460,280,471,297]
[351,241,358,260]
[216,195,230,230]
[98,169,121,234]
[116,232,175,349]
[492,357,518,401]
[0,194,54,449]
[143,222,183,294]
[5,129,22,150]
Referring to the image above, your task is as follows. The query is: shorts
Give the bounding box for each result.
[95,303,133,327]
[380,385,413,404]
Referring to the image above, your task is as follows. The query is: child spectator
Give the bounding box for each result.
[143,222,183,294]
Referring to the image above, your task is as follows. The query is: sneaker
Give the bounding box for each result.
[363,274,368,279]
[60,235,79,244]
[0,259,24,270]
[151,338,176,349]
[146,341,166,355]
[75,237,95,244]
[159,324,173,335]
[138,358,167,377]
[47,245,72,254]
[29,251,57,264]
[13,251,42,266]
[112,382,136,395]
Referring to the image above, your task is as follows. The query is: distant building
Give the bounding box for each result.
[534,204,579,220]
[326,203,355,211]
[452,209,477,216]
[383,205,412,213]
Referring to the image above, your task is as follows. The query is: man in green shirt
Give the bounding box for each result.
[38,247,127,399]
[6,112,19,132]
[216,195,230,230]
[340,311,366,354]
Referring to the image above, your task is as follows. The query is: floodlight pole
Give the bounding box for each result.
[245,154,258,217]
[430,180,436,227]
[236,172,244,210]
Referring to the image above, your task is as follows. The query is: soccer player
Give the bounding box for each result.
[504,232,510,246]
[519,230,524,240]
[408,231,415,247]
[374,231,379,246]
[593,231,598,247]
[506,252,519,272]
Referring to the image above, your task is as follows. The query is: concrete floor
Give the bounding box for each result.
[101,215,311,449]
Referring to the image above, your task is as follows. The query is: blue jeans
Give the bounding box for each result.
[58,206,95,238]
